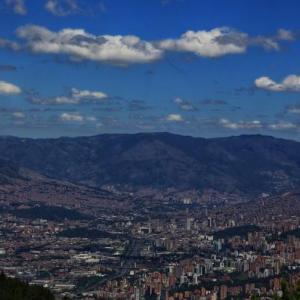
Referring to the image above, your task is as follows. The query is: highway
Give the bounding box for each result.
[83,238,143,293]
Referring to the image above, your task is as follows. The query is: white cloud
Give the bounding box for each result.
[180,104,195,111]
[287,105,300,114]
[0,38,20,51]
[268,121,297,130]
[0,80,21,94]
[16,25,163,65]
[219,118,262,129]
[255,75,300,92]
[174,97,184,104]
[276,29,295,41]
[159,28,247,58]
[60,112,83,122]
[254,76,284,92]
[219,118,298,131]
[2,25,294,65]
[5,0,27,15]
[29,87,108,105]
[12,111,25,118]
[158,28,296,58]
[60,112,98,123]
[173,97,196,111]
[45,0,79,16]
[166,113,184,122]
[86,116,97,122]
[71,88,107,101]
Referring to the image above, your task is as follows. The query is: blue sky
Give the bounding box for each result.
[1,0,300,139]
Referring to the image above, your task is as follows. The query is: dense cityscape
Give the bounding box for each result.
[1,189,300,299]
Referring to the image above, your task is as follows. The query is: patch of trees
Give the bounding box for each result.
[11,205,90,221]
[213,225,260,239]
[0,272,54,300]
[251,279,300,300]
[281,228,300,239]
[57,228,118,239]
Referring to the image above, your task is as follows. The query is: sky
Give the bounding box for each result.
[1,0,300,139]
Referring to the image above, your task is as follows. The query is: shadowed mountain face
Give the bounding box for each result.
[0,158,24,184]
[0,133,299,196]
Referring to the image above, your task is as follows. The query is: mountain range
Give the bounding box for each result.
[0,132,299,197]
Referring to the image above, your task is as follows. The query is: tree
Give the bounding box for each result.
[0,273,55,300]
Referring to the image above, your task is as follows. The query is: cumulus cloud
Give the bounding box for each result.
[45,0,79,16]
[166,113,184,122]
[60,112,83,122]
[268,121,297,130]
[5,0,27,15]
[0,80,21,94]
[159,28,247,58]
[219,118,262,129]
[276,29,295,41]
[86,116,97,122]
[28,87,108,105]
[255,75,300,92]
[16,25,163,65]
[0,38,20,51]
[12,111,25,118]
[60,112,98,123]
[218,118,298,131]
[66,88,107,103]
[158,28,293,58]
[0,25,295,65]
[173,97,197,111]
[233,29,298,51]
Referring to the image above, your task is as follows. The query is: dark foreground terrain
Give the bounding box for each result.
[0,273,54,300]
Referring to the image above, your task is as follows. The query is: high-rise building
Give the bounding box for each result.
[186,217,193,231]
[208,217,213,228]
[193,273,198,285]
[134,286,140,300]
[220,285,228,300]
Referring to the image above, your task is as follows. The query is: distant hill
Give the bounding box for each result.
[0,133,299,196]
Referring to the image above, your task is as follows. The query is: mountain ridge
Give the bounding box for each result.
[0,132,299,197]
